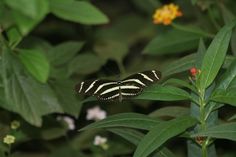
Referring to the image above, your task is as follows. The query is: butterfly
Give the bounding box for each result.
[75,70,161,101]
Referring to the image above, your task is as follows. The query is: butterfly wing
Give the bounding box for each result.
[75,79,119,101]
[120,70,161,99]
[75,70,161,101]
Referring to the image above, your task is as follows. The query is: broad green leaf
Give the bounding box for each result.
[133,116,197,157]
[109,128,176,157]
[50,80,82,117]
[149,106,189,118]
[80,113,161,131]
[215,59,236,90]
[143,29,203,55]
[49,0,109,25]
[163,78,197,93]
[199,21,236,90]
[9,0,49,35]
[48,41,84,66]
[211,88,236,107]
[94,39,128,62]
[2,48,62,126]
[6,27,22,48]
[18,49,50,83]
[68,53,106,75]
[4,0,49,19]
[192,122,236,141]
[162,53,195,77]
[135,85,191,101]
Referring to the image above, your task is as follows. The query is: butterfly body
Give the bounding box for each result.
[75,70,161,101]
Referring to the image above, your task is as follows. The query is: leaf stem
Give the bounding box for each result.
[198,89,208,157]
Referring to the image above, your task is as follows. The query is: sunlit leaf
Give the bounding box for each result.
[49,0,109,25]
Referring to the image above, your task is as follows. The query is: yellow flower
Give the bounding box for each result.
[153,3,183,25]
[3,135,15,145]
[11,120,20,130]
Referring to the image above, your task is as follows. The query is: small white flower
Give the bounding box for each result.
[86,106,107,121]
[57,116,75,130]
[93,135,107,145]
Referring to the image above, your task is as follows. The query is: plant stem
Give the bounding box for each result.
[199,89,208,157]
[202,143,207,157]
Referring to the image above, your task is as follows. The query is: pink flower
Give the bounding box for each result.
[86,106,107,121]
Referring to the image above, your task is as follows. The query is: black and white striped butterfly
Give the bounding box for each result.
[75,70,161,101]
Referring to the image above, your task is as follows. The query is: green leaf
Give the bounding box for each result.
[109,128,144,145]
[80,113,161,131]
[133,116,198,157]
[192,122,236,141]
[93,39,128,62]
[215,59,236,90]
[4,0,49,19]
[68,53,106,75]
[162,54,235,77]
[163,78,197,93]
[8,0,49,35]
[199,20,236,90]
[172,23,213,38]
[6,27,22,48]
[143,29,203,55]
[50,80,82,117]
[49,0,109,25]
[149,106,189,118]
[18,49,50,83]
[211,88,236,107]
[109,128,177,157]
[135,85,191,101]
[162,53,196,77]
[2,48,62,126]
[48,41,84,66]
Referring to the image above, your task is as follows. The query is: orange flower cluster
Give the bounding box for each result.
[153,3,183,25]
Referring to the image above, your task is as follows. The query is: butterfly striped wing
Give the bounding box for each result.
[75,70,161,101]
[120,70,161,99]
[75,79,120,100]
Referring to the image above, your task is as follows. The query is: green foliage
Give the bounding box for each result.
[18,49,50,83]
[0,0,236,157]
[81,113,161,131]
[192,122,236,141]
[49,0,109,25]
[133,116,197,157]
